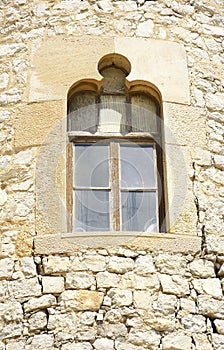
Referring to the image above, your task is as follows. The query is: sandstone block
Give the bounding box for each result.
[59,290,103,311]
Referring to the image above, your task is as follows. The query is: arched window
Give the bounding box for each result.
[67,54,166,233]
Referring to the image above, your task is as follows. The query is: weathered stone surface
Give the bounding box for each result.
[189,259,215,278]
[25,334,54,350]
[0,258,14,279]
[181,314,206,333]
[108,288,133,306]
[192,278,223,299]
[42,276,65,294]
[96,271,120,288]
[24,294,57,313]
[198,295,224,319]
[8,277,42,301]
[214,319,224,335]
[59,290,104,311]
[28,311,47,331]
[128,329,161,348]
[93,338,114,350]
[134,255,155,275]
[162,334,192,350]
[0,301,23,322]
[159,274,190,297]
[20,257,37,278]
[42,256,70,274]
[212,334,224,350]
[108,256,134,274]
[61,343,93,350]
[133,291,153,309]
[66,272,95,289]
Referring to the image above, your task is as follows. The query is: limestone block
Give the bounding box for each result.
[24,294,57,313]
[128,329,161,348]
[181,314,206,333]
[214,319,224,335]
[6,340,26,350]
[66,272,95,289]
[198,295,224,319]
[59,290,104,311]
[0,258,14,279]
[42,276,65,294]
[162,334,192,350]
[189,259,215,278]
[159,274,190,297]
[206,93,224,111]
[153,293,178,315]
[133,291,152,309]
[83,254,106,272]
[61,343,93,350]
[108,256,134,274]
[192,278,223,299]
[29,36,113,102]
[179,298,196,314]
[104,309,122,323]
[115,342,145,350]
[212,334,224,350]
[47,312,77,332]
[28,311,47,330]
[8,277,42,301]
[115,38,190,104]
[93,338,114,350]
[0,323,22,340]
[0,189,7,206]
[14,149,33,165]
[25,334,54,350]
[102,323,128,338]
[80,311,96,326]
[206,235,224,254]
[155,253,186,275]
[0,301,23,322]
[0,43,26,57]
[97,0,113,13]
[76,329,97,341]
[193,334,213,350]
[119,273,160,291]
[136,20,154,37]
[20,257,37,278]
[96,271,120,288]
[145,316,176,332]
[108,288,132,306]
[42,256,70,274]
[0,73,9,89]
[134,255,155,275]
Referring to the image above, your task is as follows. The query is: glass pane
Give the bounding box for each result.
[99,95,126,133]
[68,92,97,133]
[74,145,109,187]
[74,190,110,231]
[121,191,158,232]
[131,94,158,133]
[120,145,155,188]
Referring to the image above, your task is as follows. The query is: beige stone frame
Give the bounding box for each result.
[13,35,207,249]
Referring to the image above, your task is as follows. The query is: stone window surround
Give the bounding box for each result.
[20,35,204,252]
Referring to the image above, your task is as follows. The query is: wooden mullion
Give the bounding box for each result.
[110,142,120,231]
[67,142,73,232]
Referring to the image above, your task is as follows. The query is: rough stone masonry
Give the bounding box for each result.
[0,0,224,349]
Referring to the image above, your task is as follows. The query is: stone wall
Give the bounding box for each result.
[0,0,223,349]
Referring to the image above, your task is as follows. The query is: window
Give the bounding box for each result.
[67,54,166,233]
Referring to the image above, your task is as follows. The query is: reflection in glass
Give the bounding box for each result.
[120,145,155,188]
[74,145,109,187]
[121,191,158,232]
[74,190,110,231]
